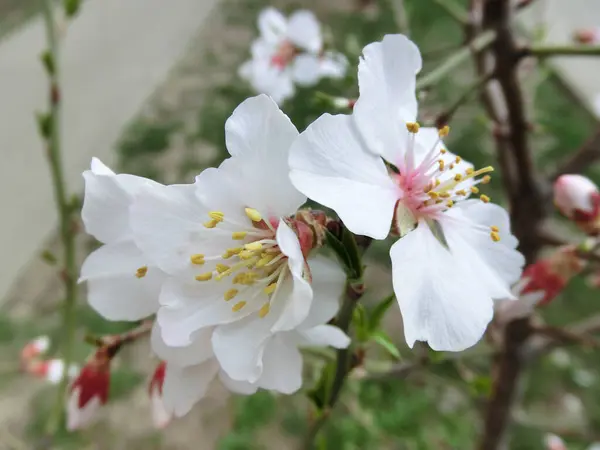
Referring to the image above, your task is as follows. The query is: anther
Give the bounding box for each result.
[406,122,420,133]
[490,231,501,242]
[446,200,454,207]
[256,254,275,268]
[439,192,450,198]
[455,156,461,163]
[440,148,447,154]
[259,303,270,318]
[454,173,463,182]
[216,264,230,274]
[245,208,262,222]
[204,220,218,229]
[470,186,479,194]
[490,226,499,233]
[438,160,445,171]
[481,175,491,184]
[232,301,246,312]
[438,125,450,137]
[195,272,213,282]
[480,194,490,203]
[239,250,255,260]
[245,242,263,251]
[224,289,238,301]
[190,254,205,265]
[232,231,247,240]
[264,283,277,295]
[455,189,467,196]
[428,191,439,199]
[449,163,455,170]
[466,168,474,175]
[135,266,148,278]
[208,211,225,222]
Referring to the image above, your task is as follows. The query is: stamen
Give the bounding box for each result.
[245,208,262,222]
[439,192,450,198]
[208,211,225,222]
[449,163,455,170]
[455,189,467,196]
[406,122,420,133]
[232,231,247,240]
[455,156,461,163]
[440,148,447,154]
[190,254,205,265]
[466,168,474,175]
[438,125,450,137]
[232,301,246,312]
[222,247,243,259]
[195,272,213,282]
[481,175,492,184]
[259,303,270,318]
[204,220,218,229]
[245,242,263,251]
[256,254,276,267]
[224,289,238,301]
[480,195,490,203]
[239,250,256,260]
[446,200,454,207]
[428,191,439,199]
[490,231,500,242]
[135,266,148,278]
[264,283,277,295]
[216,264,230,274]
[438,160,445,171]
[490,226,499,233]
[470,186,479,194]
[454,174,463,182]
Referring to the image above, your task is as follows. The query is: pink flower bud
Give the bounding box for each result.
[21,335,50,362]
[27,359,79,384]
[66,349,111,431]
[573,28,600,44]
[554,175,600,234]
[149,361,171,429]
[544,433,567,450]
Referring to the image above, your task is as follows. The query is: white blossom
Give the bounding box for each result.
[289,34,525,351]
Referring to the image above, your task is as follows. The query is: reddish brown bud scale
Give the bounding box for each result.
[149,361,166,396]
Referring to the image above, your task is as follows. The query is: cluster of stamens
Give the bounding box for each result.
[402,122,501,243]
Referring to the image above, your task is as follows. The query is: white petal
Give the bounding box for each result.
[151,323,213,367]
[81,241,163,321]
[291,54,322,86]
[66,387,102,431]
[299,256,345,329]
[390,222,493,351]
[90,157,115,175]
[255,334,303,394]
[258,7,287,44]
[296,325,350,349]
[353,34,421,163]
[286,10,322,53]
[446,201,524,287]
[318,51,348,79]
[150,389,171,429]
[289,113,399,239]
[218,371,259,395]
[271,221,313,332]
[162,359,219,417]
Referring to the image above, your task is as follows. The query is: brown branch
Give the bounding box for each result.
[551,127,600,179]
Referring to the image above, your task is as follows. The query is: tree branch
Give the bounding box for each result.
[522,45,600,58]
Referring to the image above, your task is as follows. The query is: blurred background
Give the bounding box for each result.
[1,0,600,448]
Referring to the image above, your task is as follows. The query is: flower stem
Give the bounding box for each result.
[39,0,79,434]
[524,45,600,58]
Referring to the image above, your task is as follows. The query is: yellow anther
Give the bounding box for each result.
[256,254,276,268]
[490,231,501,242]
[232,301,247,312]
[436,199,443,204]
[222,247,243,258]
[449,163,455,170]
[455,189,467,196]
[208,211,225,222]
[446,200,454,207]
[259,303,270,318]
[204,220,218,229]
[245,208,262,222]
[435,179,441,186]
[438,160,445,171]
[264,283,277,295]
[232,231,247,240]
[470,186,479,194]
[440,148,447,154]
[190,254,205,265]
[216,264,230,274]
[454,173,463,182]
[239,250,256,260]
[481,175,492,184]
[135,266,148,278]
[224,289,238,301]
[480,194,490,203]
[406,122,420,133]
[455,156,461,164]
[438,125,450,137]
[439,192,450,198]
[490,226,499,233]
[195,272,213,282]
[466,168,474,175]
[428,191,439,199]
[245,242,263,251]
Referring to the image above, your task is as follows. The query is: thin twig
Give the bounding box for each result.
[389,0,409,35]
[435,71,494,127]
[431,0,469,24]
[551,127,600,179]
[39,0,79,434]
[522,45,600,58]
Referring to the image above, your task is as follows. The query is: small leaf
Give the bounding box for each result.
[35,112,53,139]
[40,50,54,76]
[372,331,401,360]
[352,304,370,342]
[340,226,362,279]
[369,294,396,332]
[63,0,81,17]
[469,375,492,397]
[40,250,57,265]
[307,360,335,411]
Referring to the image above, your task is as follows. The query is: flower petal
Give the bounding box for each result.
[255,334,303,394]
[289,113,399,239]
[390,222,493,351]
[286,10,322,53]
[162,359,219,417]
[353,34,422,163]
[80,241,163,321]
[318,51,348,79]
[218,371,258,395]
[151,323,213,367]
[291,53,322,86]
[258,7,287,44]
[296,325,350,349]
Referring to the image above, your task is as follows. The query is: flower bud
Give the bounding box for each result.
[149,361,171,429]
[27,359,79,384]
[21,335,50,362]
[66,348,111,431]
[573,28,600,44]
[554,175,600,234]
[544,433,567,450]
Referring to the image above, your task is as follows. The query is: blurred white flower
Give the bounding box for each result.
[79,158,166,321]
[20,335,50,362]
[544,433,567,450]
[27,358,79,384]
[239,8,347,104]
[289,34,525,352]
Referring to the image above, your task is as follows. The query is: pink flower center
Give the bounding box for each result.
[270,40,297,69]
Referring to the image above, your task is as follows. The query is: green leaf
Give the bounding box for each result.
[40,50,54,76]
[352,304,370,342]
[307,360,336,411]
[40,249,57,265]
[324,229,352,276]
[372,331,401,360]
[469,375,492,397]
[369,294,395,332]
[63,0,81,17]
[340,226,363,279]
[35,112,53,139]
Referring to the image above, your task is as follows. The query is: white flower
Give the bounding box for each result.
[128,95,341,380]
[554,174,600,219]
[79,158,166,321]
[151,263,349,417]
[289,34,525,352]
[239,7,347,104]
